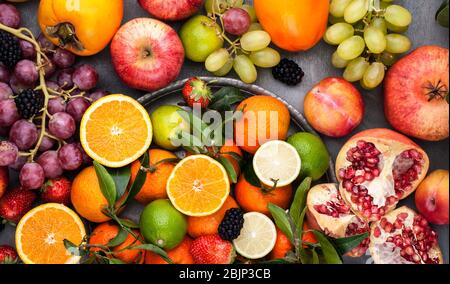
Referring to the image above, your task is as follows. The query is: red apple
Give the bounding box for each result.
[415,170,449,225]
[303,77,364,138]
[110,18,184,92]
[138,0,204,21]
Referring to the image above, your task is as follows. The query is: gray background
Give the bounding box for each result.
[1,0,448,264]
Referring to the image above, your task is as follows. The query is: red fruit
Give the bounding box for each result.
[0,187,36,223]
[384,46,449,141]
[415,170,449,225]
[182,77,212,108]
[369,206,443,264]
[138,0,204,21]
[190,234,235,264]
[41,177,72,206]
[306,183,370,257]
[0,245,19,264]
[335,128,429,222]
[0,166,8,199]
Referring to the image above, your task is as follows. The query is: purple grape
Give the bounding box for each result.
[14,60,38,85]
[223,8,251,36]
[88,89,109,102]
[9,74,31,94]
[47,97,66,115]
[46,80,60,93]
[0,141,18,166]
[48,112,76,140]
[0,99,20,127]
[19,162,45,190]
[19,40,37,60]
[0,82,13,100]
[37,34,56,54]
[72,64,98,91]
[9,119,38,150]
[9,155,26,171]
[53,48,76,69]
[75,142,92,165]
[66,98,90,122]
[57,68,74,90]
[37,150,63,178]
[0,64,10,83]
[58,143,82,171]
[37,129,55,152]
[0,127,8,137]
[0,4,20,28]
[43,58,56,79]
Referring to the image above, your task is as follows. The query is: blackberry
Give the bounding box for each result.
[272,58,305,86]
[14,89,44,119]
[0,30,22,68]
[218,208,244,241]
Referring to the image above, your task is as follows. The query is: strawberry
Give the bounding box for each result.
[0,187,36,223]
[0,245,19,264]
[0,166,7,199]
[41,177,72,206]
[182,77,212,108]
[190,234,235,264]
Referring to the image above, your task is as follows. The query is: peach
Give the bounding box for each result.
[303,77,364,138]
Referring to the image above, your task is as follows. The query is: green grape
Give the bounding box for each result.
[329,15,345,24]
[362,62,385,89]
[249,48,281,68]
[364,27,386,54]
[233,55,257,84]
[205,48,230,72]
[214,58,234,76]
[385,34,411,54]
[247,23,263,32]
[380,52,397,66]
[227,0,243,8]
[331,51,350,68]
[205,0,227,14]
[386,22,409,33]
[385,5,412,28]
[324,23,355,45]
[370,18,388,34]
[344,0,369,24]
[337,35,366,60]
[242,4,258,23]
[330,0,353,18]
[240,31,271,52]
[343,57,369,82]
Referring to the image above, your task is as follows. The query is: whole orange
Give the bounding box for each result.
[145,236,194,264]
[219,141,243,183]
[130,149,177,204]
[89,222,145,264]
[302,222,318,247]
[235,175,292,216]
[269,228,293,260]
[234,96,290,154]
[187,196,238,238]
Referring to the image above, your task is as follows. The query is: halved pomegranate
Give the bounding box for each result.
[335,128,429,222]
[369,206,443,264]
[306,183,370,257]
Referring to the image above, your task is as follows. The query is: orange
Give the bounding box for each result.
[167,155,230,216]
[269,228,293,260]
[187,196,238,238]
[145,236,194,264]
[220,141,243,183]
[130,149,177,204]
[234,96,290,154]
[302,222,318,247]
[80,94,152,168]
[15,203,86,264]
[89,222,145,264]
[235,175,292,216]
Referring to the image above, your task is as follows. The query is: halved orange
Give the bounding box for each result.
[15,203,86,264]
[80,94,152,168]
[167,155,230,217]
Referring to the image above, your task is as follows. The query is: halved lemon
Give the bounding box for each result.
[253,140,301,187]
[233,212,277,259]
[80,94,152,168]
[167,155,230,217]
[15,203,86,264]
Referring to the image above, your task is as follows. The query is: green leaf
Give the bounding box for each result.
[118,218,140,229]
[311,230,343,264]
[217,155,237,183]
[109,258,126,264]
[243,160,261,187]
[209,87,246,112]
[436,0,449,28]
[268,203,294,243]
[312,248,320,264]
[289,177,312,229]
[107,166,131,200]
[332,232,369,255]
[64,239,82,257]
[259,258,291,264]
[93,161,117,207]
[106,228,129,247]
[123,152,149,206]
[298,248,312,264]
[296,207,307,245]
[131,244,173,264]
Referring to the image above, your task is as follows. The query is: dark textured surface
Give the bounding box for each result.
[0,0,448,264]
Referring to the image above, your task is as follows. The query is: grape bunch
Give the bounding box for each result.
[0,6,108,190]
[325,0,413,89]
[203,0,281,84]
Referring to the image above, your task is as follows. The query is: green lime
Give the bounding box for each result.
[139,199,187,250]
[180,15,224,62]
[436,1,449,28]
[150,105,190,150]
[287,132,330,181]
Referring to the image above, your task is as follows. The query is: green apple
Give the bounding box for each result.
[150,105,190,150]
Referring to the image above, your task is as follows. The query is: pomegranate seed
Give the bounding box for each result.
[413,225,423,234]
[338,168,346,179]
[364,172,374,181]
[398,212,408,220]
[372,168,380,177]
[353,176,365,184]
[409,149,421,160]
[363,202,371,209]
[394,238,403,247]
[351,195,359,203]
[357,141,366,149]
[366,157,379,164]
[412,254,421,263]
[371,206,379,214]
[394,219,403,229]
[373,227,381,238]
[384,222,394,233]
[380,218,387,229]
[404,246,414,256]
[386,236,393,242]
[344,181,353,191]
[378,208,385,216]
[420,218,428,227]
[363,210,371,218]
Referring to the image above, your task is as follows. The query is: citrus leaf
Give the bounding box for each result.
[209,87,246,112]
[123,152,149,206]
[93,161,117,207]
[296,207,307,244]
[106,228,129,247]
[107,166,131,200]
[118,218,140,229]
[217,155,237,183]
[243,160,261,187]
[332,232,369,255]
[132,244,173,264]
[63,239,84,257]
[109,258,126,264]
[268,203,294,243]
[290,177,312,229]
[259,258,291,264]
[312,248,320,264]
[311,230,343,264]
[436,0,449,27]
[298,248,312,264]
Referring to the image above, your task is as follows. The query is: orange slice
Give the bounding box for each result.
[167,155,230,217]
[80,94,152,168]
[15,203,86,264]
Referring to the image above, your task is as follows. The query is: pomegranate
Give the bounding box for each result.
[369,206,443,264]
[384,45,449,141]
[306,183,370,257]
[335,128,429,222]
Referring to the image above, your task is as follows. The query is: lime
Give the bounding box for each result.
[287,132,330,181]
[150,105,190,150]
[139,199,187,250]
[180,15,224,62]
